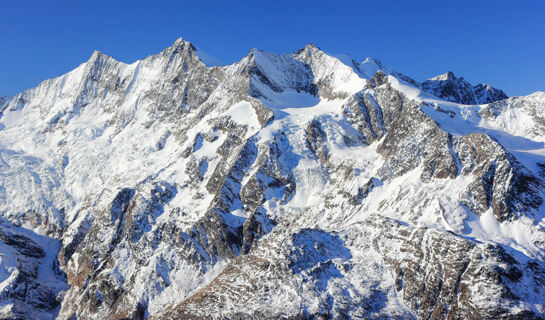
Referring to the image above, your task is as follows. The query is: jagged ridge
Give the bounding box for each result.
[0,38,544,320]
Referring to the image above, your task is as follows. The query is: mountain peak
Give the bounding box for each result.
[423,71,507,104]
[88,50,112,63]
[85,50,117,73]
[0,36,544,320]
[248,47,258,56]
[294,43,324,57]
[305,43,322,51]
[172,37,190,47]
[429,71,457,81]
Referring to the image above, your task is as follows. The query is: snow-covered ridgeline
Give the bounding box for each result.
[0,37,544,319]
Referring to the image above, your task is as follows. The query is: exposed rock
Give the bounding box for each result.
[0,38,543,320]
[422,71,508,105]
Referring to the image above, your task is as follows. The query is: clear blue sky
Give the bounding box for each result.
[1,0,544,97]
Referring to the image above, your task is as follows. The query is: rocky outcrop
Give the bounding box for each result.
[422,71,508,105]
[0,219,67,320]
[455,133,543,221]
[355,81,543,222]
[363,215,545,320]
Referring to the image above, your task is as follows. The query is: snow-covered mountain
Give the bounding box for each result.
[1,38,544,319]
[421,71,509,105]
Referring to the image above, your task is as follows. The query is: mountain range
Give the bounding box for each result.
[0,38,544,319]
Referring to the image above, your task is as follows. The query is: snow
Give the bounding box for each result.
[387,74,422,100]
[1,37,544,318]
[296,45,368,97]
[258,87,320,109]
[465,209,545,260]
[419,93,545,180]
[224,101,260,129]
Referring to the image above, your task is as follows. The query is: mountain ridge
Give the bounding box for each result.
[0,38,515,106]
[0,37,544,319]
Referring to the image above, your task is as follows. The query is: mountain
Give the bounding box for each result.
[421,71,509,105]
[0,37,544,319]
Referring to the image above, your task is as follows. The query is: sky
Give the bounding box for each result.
[0,0,544,97]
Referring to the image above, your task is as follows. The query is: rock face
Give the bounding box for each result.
[422,71,508,104]
[0,37,545,319]
[0,218,68,320]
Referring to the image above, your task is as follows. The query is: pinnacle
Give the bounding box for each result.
[303,43,323,54]
[428,71,458,81]
[87,50,113,64]
[90,50,105,60]
[172,37,188,46]
[169,37,199,55]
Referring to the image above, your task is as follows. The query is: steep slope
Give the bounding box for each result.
[0,38,544,319]
[0,218,68,319]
